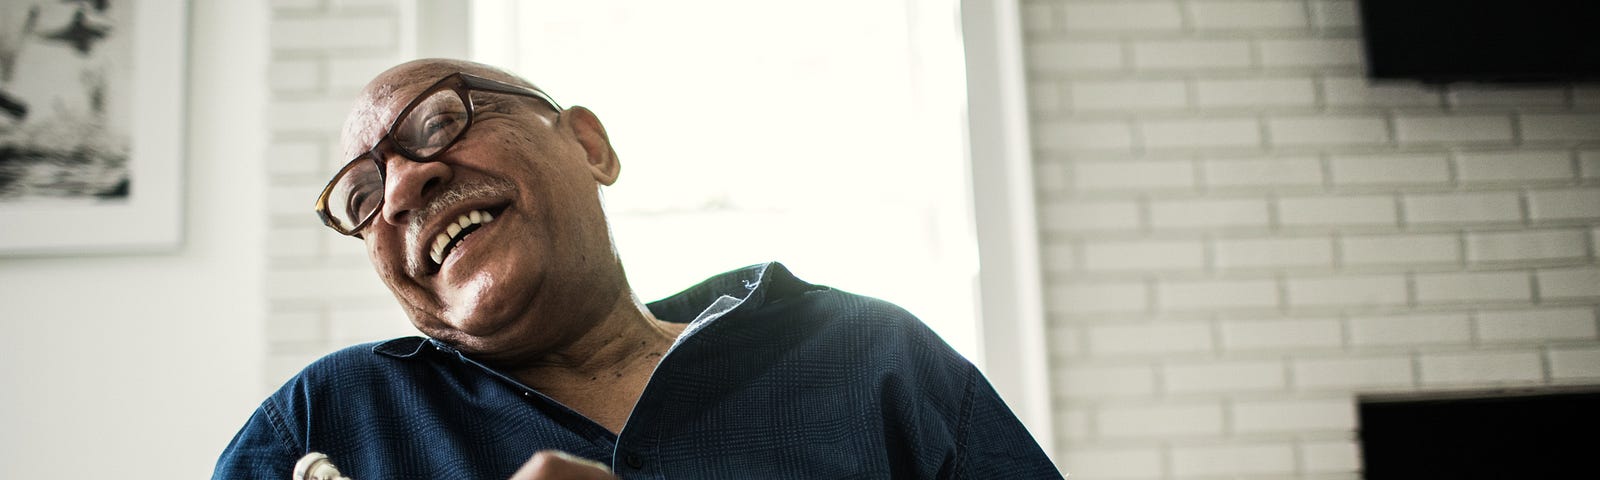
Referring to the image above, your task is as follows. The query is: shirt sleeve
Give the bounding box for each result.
[212,401,300,480]
[951,370,1063,479]
[864,296,1061,479]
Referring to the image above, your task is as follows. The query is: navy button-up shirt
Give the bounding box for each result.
[213,263,1061,479]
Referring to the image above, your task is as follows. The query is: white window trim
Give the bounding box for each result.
[961,0,1055,455]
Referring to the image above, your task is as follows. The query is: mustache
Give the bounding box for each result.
[404,177,516,272]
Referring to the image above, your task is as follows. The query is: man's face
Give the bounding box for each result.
[339,62,623,360]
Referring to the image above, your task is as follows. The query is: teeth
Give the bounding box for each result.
[429,209,497,266]
[431,236,447,264]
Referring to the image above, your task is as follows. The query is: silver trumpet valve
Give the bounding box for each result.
[293,452,353,480]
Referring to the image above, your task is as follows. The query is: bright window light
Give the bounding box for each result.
[470,0,980,360]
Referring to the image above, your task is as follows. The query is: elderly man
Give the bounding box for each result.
[214,58,1059,479]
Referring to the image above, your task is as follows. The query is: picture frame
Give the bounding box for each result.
[0,0,187,255]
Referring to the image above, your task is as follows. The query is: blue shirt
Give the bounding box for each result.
[213,263,1060,479]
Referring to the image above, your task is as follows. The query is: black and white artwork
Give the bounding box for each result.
[0,0,132,202]
[0,0,185,254]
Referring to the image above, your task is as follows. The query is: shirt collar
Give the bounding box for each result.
[646,261,819,325]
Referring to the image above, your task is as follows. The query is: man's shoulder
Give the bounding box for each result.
[771,286,955,354]
[276,337,432,392]
[774,284,922,330]
[656,262,928,329]
[715,269,962,368]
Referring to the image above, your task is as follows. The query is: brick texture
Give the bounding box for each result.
[1170,443,1295,476]
[1024,1,1599,473]
[264,0,407,389]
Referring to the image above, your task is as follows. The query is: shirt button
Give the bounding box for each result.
[624,453,644,469]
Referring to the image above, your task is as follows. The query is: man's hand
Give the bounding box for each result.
[509,451,618,480]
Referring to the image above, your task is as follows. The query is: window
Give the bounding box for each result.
[469,0,980,359]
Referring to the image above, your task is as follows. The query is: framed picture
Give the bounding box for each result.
[0,0,186,254]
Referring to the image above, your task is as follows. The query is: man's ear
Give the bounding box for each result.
[566,106,620,186]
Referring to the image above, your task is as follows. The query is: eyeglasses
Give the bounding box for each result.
[314,72,562,236]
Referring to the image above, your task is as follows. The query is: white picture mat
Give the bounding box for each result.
[0,0,187,255]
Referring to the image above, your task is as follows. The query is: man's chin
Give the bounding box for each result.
[437,306,511,339]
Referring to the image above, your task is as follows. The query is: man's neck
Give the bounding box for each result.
[506,293,686,433]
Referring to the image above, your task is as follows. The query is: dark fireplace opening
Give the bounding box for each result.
[1359,388,1600,479]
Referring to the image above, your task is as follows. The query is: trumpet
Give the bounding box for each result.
[293,452,352,480]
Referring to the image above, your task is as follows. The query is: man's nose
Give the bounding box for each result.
[379,153,454,225]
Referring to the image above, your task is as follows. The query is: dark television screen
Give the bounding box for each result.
[1359,391,1600,478]
[1358,0,1600,83]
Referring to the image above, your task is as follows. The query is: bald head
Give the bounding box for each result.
[339,58,545,158]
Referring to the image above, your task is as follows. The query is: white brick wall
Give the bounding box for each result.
[1189,1,1308,30]
[1214,237,1333,269]
[1476,308,1598,343]
[1059,2,1183,32]
[1025,0,1600,476]
[1404,192,1522,224]
[1268,115,1389,146]
[1467,229,1588,262]
[1220,318,1343,350]
[1232,398,1356,433]
[1142,117,1261,149]
[1150,197,1270,229]
[1419,351,1544,385]
[1412,270,1533,304]
[1456,151,1575,183]
[1449,87,1568,107]
[1049,281,1148,314]
[1170,443,1295,476]
[1132,40,1253,70]
[1394,114,1516,144]
[1523,114,1600,141]
[1088,323,1213,355]
[1159,279,1278,310]
[263,0,409,390]
[1069,80,1188,111]
[1098,402,1224,437]
[1279,195,1397,227]
[1286,274,1408,307]
[1259,39,1363,68]
[1347,313,1473,347]
[1549,347,1600,379]
[1195,78,1317,108]
[1164,360,1286,394]
[1537,267,1600,299]
[1056,364,1158,398]
[1293,356,1415,390]
[1075,160,1196,191]
[1203,156,1323,188]
[1341,233,1460,265]
[1083,240,1205,271]
[1528,188,1600,221]
[1061,447,1163,479]
[1329,153,1451,185]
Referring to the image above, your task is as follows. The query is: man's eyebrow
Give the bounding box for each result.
[473,94,560,122]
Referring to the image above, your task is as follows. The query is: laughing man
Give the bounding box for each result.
[213,58,1059,480]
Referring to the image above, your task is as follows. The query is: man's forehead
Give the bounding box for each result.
[338,59,537,157]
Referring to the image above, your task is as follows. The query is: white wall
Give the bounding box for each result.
[0,0,267,478]
[1023,0,1600,478]
[260,0,418,391]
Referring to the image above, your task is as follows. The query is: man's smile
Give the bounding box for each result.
[414,199,511,276]
[430,208,496,266]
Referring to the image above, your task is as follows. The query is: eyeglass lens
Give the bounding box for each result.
[325,88,469,231]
